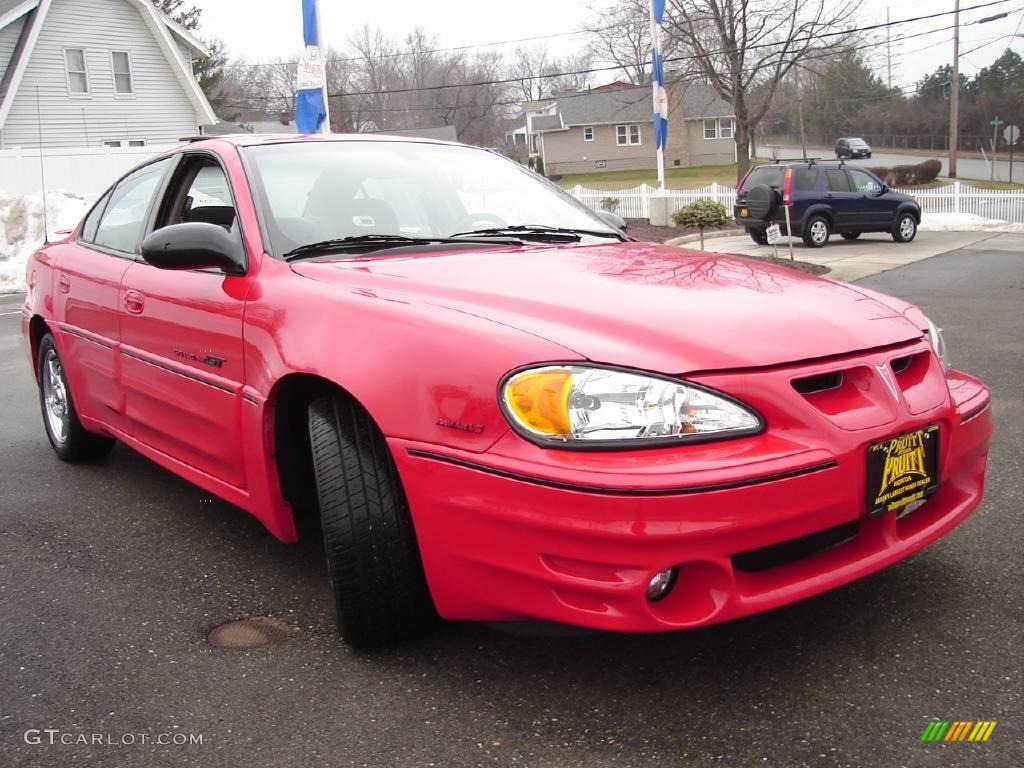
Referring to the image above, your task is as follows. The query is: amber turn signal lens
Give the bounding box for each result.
[504,369,573,436]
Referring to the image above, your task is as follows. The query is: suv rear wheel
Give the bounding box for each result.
[802,215,831,248]
[892,212,917,243]
[748,228,769,245]
[840,232,861,241]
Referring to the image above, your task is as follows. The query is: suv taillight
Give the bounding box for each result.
[782,167,794,206]
[736,167,754,201]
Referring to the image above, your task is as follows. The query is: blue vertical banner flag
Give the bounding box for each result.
[295,0,329,133]
[650,0,667,188]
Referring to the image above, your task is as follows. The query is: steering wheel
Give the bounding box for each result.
[464,212,507,230]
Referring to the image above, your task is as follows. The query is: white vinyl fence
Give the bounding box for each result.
[0,144,175,198]
[566,181,1024,224]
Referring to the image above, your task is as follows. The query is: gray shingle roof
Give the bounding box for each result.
[531,115,563,131]
[532,82,733,131]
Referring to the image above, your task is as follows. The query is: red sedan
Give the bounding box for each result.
[21,136,992,647]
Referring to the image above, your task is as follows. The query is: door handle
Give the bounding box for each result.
[124,290,145,314]
[58,274,71,294]
[825,193,833,199]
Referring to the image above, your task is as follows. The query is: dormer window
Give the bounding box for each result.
[64,48,89,95]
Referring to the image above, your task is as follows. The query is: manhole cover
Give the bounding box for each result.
[207,616,298,649]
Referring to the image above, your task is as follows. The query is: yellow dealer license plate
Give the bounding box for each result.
[866,424,940,517]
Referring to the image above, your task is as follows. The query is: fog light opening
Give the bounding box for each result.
[646,566,678,602]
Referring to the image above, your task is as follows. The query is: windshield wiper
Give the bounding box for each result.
[449,224,625,242]
[282,234,520,261]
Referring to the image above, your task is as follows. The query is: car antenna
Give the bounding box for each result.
[35,86,49,245]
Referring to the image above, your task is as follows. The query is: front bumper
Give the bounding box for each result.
[393,349,991,632]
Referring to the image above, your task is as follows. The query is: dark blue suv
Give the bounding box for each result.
[734,161,921,248]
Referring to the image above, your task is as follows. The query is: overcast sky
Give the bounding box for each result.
[195,0,1023,90]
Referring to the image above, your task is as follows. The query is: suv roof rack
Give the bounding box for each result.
[770,157,823,165]
[178,135,211,142]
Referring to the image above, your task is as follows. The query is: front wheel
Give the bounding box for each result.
[37,334,115,461]
[892,213,917,243]
[802,216,831,248]
[307,394,436,647]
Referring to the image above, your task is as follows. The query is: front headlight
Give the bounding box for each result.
[500,365,762,447]
[925,317,949,371]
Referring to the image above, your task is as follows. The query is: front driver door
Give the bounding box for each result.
[118,153,251,490]
[846,169,892,229]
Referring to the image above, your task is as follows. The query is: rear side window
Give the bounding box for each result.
[741,166,783,190]
[794,168,817,191]
[79,190,111,243]
[93,157,173,253]
[826,170,851,192]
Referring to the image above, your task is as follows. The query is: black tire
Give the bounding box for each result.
[37,334,115,462]
[744,184,778,220]
[748,228,769,245]
[840,232,861,240]
[892,212,918,243]
[802,215,831,248]
[307,393,436,647]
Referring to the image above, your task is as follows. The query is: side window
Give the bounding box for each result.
[848,170,882,194]
[79,190,111,243]
[92,157,173,253]
[159,159,236,230]
[794,168,817,191]
[826,170,851,193]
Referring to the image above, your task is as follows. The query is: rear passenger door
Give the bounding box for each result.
[824,169,859,230]
[53,158,174,434]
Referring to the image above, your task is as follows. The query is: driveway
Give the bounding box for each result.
[686,231,1024,281]
[1,245,1021,767]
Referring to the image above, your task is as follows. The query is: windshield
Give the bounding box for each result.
[849,139,868,147]
[243,140,616,257]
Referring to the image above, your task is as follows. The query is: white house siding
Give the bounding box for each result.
[0,14,26,80]
[2,0,200,149]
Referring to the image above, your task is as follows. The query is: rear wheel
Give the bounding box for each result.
[840,232,861,241]
[37,334,115,462]
[307,393,436,647]
[748,228,769,245]
[802,216,831,248]
[892,212,917,243]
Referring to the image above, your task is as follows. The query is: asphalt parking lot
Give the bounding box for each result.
[1,245,1021,768]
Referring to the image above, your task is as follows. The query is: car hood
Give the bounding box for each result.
[291,242,924,374]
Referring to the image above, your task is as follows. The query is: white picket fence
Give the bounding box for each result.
[566,181,1024,224]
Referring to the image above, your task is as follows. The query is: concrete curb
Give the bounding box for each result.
[665,229,742,246]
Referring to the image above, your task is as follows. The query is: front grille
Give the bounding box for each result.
[732,519,860,572]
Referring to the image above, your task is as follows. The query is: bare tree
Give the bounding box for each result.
[584,0,651,85]
[664,0,862,181]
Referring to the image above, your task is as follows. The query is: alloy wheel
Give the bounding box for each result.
[42,349,69,445]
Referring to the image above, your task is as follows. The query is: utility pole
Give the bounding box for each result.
[886,8,892,89]
[949,0,960,178]
[798,97,808,160]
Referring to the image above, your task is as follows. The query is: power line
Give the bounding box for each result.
[222,24,616,70]
[229,0,1013,102]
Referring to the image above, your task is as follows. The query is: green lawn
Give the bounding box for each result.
[555,163,749,190]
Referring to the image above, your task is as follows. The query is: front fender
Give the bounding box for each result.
[244,261,580,455]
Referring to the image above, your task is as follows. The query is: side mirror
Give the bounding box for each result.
[596,210,628,233]
[141,222,246,275]
[878,184,889,195]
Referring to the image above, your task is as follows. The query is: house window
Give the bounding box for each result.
[64,49,89,95]
[111,51,134,95]
[616,124,640,146]
[703,119,717,139]
[583,127,594,142]
[103,139,146,148]
[718,118,734,139]
[704,118,736,139]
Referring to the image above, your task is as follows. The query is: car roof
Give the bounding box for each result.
[176,133,465,149]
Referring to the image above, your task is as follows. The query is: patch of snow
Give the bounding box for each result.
[919,212,1024,233]
[0,190,91,294]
